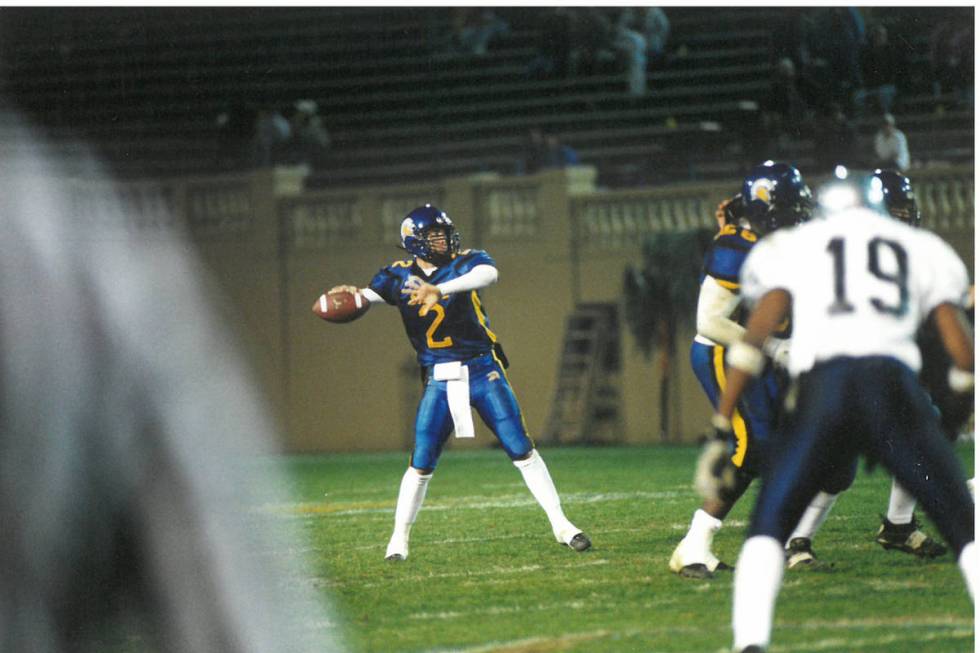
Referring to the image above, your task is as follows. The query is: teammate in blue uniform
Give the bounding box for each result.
[701,171,975,653]
[329,205,590,561]
[671,162,853,577]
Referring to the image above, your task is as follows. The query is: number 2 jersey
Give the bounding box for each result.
[369,249,499,367]
[740,208,970,377]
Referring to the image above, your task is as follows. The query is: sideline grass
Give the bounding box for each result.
[279,443,974,653]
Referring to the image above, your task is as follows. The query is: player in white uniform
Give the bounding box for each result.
[698,172,976,653]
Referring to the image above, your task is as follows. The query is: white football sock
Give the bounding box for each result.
[387,467,432,555]
[958,541,977,600]
[670,508,724,572]
[686,509,722,560]
[733,535,784,651]
[886,479,917,525]
[787,491,838,543]
[513,449,577,542]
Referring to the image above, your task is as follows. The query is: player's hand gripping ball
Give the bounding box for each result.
[313,287,370,323]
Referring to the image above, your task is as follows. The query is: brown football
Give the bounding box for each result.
[312,290,370,324]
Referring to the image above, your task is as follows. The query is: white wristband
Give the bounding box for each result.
[727,341,766,377]
[948,367,975,393]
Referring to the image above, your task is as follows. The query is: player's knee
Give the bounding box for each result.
[409,451,439,473]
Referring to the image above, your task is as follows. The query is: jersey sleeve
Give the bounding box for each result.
[368,266,403,305]
[457,249,497,274]
[917,233,970,314]
[703,235,751,290]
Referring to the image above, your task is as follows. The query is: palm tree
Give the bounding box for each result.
[623,228,714,441]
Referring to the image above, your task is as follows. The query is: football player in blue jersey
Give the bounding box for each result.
[671,161,854,577]
[329,205,590,561]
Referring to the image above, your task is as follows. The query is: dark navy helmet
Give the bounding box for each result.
[399,204,461,264]
[872,168,921,227]
[815,167,890,218]
[740,161,813,235]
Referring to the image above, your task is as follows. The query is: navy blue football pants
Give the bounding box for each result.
[749,356,975,555]
[691,341,782,475]
[411,352,532,470]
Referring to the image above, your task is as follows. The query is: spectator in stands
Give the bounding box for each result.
[854,23,907,116]
[446,8,510,57]
[929,10,974,109]
[763,58,816,155]
[284,99,331,169]
[873,112,911,171]
[520,127,579,174]
[813,102,859,172]
[252,105,291,168]
[639,7,670,69]
[613,8,650,96]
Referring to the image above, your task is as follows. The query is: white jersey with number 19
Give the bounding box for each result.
[739,207,970,378]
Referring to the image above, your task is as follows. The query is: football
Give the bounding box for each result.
[313,289,370,324]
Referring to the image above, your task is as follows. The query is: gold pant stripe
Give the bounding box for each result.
[713,345,748,468]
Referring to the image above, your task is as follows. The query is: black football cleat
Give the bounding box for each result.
[876,516,948,558]
[786,537,820,569]
[567,532,592,552]
[714,560,735,572]
[384,553,406,562]
[739,646,765,653]
[677,563,713,579]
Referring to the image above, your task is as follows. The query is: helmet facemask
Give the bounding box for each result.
[419,225,459,265]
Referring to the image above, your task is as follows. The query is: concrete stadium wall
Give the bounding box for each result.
[90,164,976,453]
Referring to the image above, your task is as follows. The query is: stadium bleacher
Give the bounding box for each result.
[0,6,972,186]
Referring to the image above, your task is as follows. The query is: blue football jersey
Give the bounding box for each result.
[700,224,759,291]
[369,250,499,366]
[700,224,791,336]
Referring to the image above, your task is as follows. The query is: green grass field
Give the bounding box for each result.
[279,443,975,653]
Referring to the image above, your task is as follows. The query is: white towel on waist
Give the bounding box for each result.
[432,361,474,438]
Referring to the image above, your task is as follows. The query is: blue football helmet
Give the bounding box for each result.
[873,168,921,227]
[399,204,461,264]
[740,161,812,235]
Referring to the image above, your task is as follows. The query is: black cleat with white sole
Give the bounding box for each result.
[567,532,592,552]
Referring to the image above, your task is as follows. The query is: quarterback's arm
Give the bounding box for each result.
[436,264,498,295]
[696,276,745,345]
[409,264,499,316]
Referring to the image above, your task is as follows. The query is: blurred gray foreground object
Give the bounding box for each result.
[0,107,346,652]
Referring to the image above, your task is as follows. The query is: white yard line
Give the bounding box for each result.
[265,490,689,518]
[414,616,972,653]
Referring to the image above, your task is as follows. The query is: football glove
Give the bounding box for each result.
[763,336,791,370]
[694,415,738,503]
[715,193,744,228]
